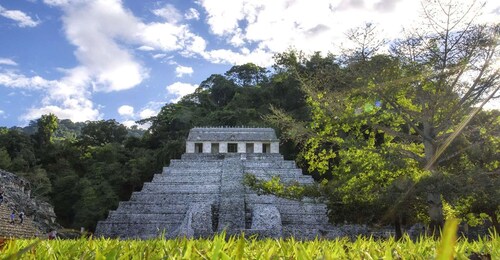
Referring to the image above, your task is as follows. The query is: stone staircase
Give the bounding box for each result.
[96,153,330,239]
[0,203,41,238]
[95,159,223,239]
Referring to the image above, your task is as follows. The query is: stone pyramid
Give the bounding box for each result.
[95,128,329,239]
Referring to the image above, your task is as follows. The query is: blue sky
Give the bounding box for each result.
[0,0,498,128]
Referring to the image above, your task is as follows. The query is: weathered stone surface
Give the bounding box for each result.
[250,205,282,238]
[96,128,331,239]
[176,203,213,238]
[0,169,60,234]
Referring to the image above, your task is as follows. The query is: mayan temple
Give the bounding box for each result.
[95,127,330,239]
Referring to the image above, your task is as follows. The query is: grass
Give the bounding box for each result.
[1,220,498,259]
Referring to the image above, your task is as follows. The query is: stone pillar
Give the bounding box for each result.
[220,142,228,153]
[237,142,245,153]
[254,142,263,153]
[186,142,195,153]
[271,142,279,153]
[203,142,211,154]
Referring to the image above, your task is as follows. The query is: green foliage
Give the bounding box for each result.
[0,147,12,169]
[16,167,52,199]
[0,128,36,172]
[36,113,58,146]
[266,1,499,234]
[243,174,320,200]
[225,63,269,87]
[79,119,128,146]
[2,232,498,259]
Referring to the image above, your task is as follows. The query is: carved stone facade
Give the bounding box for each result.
[95,128,329,239]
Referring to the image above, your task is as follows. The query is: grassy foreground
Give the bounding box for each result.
[1,232,498,259]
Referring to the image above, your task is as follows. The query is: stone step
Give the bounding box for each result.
[107,212,185,223]
[142,183,220,193]
[276,204,327,214]
[168,160,223,168]
[245,204,327,215]
[152,174,221,183]
[162,167,222,174]
[180,154,285,161]
[0,203,40,238]
[245,194,321,205]
[244,168,304,175]
[115,202,193,214]
[244,154,284,160]
[130,192,220,203]
[243,161,297,168]
[245,174,315,184]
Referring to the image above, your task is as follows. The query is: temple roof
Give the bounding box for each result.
[187,127,279,142]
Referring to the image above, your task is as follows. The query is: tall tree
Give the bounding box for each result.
[267,0,499,236]
[225,63,269,87]
[36,114,59,147]
[384,0,499,231]
[80,119,128,146]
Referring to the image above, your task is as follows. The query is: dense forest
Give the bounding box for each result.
[1,2,499,236]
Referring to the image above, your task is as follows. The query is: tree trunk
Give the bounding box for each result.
[427,193,444,236]
[394,217,403,240]
[423,122,444,236]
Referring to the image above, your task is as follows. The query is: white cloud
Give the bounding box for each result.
[185,8,200,20]
[152,53,167,59]
[202,48,273,66]
[43,0,68,6]
[121,120,136,128]
[152,4,182,24]
[0,71,56,90]
[20,103,100,122]
[137,45,155,51]
[139,22,185,51]
[175,65,194,77]
[11,0,209,124]
[0,58,18,66]
[191,0,413,65]
[138,22,207,56]
[0,5,40,27]
[122,119,150,130]
[0,67,101,123]
[166,82,198,103]
[193,0,499,67]
[118,105,134,117]
[60,0,148,93]
[139,108,156,119]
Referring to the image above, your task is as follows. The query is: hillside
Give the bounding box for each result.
[0,169,60,237]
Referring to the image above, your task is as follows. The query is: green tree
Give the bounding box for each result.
[80,119,128,146]
[37,114,59,146]
[0,147,11,169]
[267,1,499,236]
[225,63,269,87]
[0,129,36,172]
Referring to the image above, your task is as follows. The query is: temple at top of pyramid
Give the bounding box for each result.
[95,127,331,239]
[186,127,280,154]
